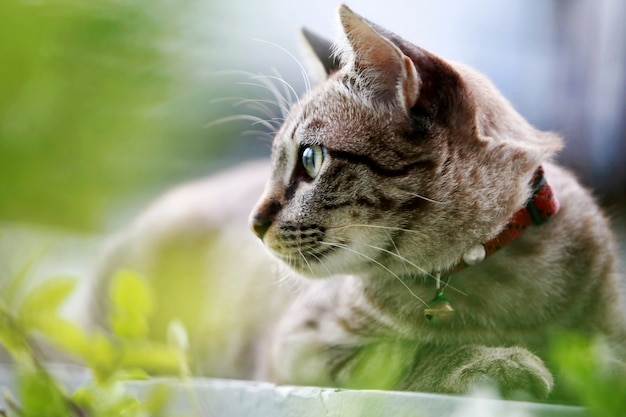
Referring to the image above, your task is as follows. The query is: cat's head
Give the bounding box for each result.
[250,5,562,279]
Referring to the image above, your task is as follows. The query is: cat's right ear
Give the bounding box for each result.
[300,27,342,80]
[336,5,420,112]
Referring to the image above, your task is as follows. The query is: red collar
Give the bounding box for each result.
[450,165,560,273]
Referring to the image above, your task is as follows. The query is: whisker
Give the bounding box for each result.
[241,77,291,119]
[210,96,285,121]
[325,223,429,238]
[306,250,334,277]
[319,241,429,307]
[297,248,315,277]
[204,114,276,132]
[239,131,274,146]
[247,75,299,120]
[399,191,448,205]
[334,235,468,297]
[273,262,306,295]
[253,39,311,95]
[209,70,292,122]
[235,100,287,122]
[237,81,294,118]
[271,67,297,107]
[385,230,401,254]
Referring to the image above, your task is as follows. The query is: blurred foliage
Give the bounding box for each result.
[550,332,626,417]
[0,0,251,231]
[336,340,413,391]
[0,259,189,416]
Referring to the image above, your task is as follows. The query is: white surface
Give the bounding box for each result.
[0,365,588,417]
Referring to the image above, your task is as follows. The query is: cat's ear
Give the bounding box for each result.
[300,27,342,80]
[336,5,419,111]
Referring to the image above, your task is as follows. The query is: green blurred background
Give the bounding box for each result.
[0,0,270,231]
[0,1,624,411]
[1,0,624,233]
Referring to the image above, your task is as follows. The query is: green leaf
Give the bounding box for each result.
[0,245,51,309]
[0,308,30,359]
[166,319,189,352]
[110,269,154,318]
[345,340,412,390]
[110,368,150,381]
[71,386,96,411]
[84,333,120,383]
[142,383,172,416]
[167,320,190,378]
[18,370,69,417]
[17,276,77,323]
[27,316,90,360]
[119,341,183,374]
[110,309,150,340]
[109,269,155,340]
[550,332,626,416]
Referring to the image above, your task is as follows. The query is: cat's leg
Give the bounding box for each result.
[405,344,554,399]
[261,303,416,389]
[258,279,420,390]
[259,307,326,385]
[262,292,553,398]
[258,284,357,387]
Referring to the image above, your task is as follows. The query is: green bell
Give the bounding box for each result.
[424,290,455,326]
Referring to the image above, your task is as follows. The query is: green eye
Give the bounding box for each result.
[301,145,326,178]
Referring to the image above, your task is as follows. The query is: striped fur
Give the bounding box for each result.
[89,5,625,403]
[250,6,626,400]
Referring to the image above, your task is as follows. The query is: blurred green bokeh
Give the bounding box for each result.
[0,0,250,231]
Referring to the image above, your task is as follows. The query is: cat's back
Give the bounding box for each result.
[84,159,295,378]
[541,162,625,335]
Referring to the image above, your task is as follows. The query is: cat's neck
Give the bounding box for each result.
[354,164,563,337]
[446,165,560,274]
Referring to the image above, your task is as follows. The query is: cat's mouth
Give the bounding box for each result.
[264,223,344,276]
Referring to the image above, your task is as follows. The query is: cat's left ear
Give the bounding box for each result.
[301,27,342,80]
[336,5,419,111]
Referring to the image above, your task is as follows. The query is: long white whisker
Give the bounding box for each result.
[271,67,297,107]
[334,236,467,297]
[237,81,294,118]
[319,241,429,307]
[235,99,286,121]
[211,96,285,121]
[293,236,315,277]
[306,250,333,277]
[399,191,448,205]
[254,39,311,95]
[220,74,289,122]
[248,75,299,112]
[297,249,315,276]
[239,131,275,145]
[243,77,291,120]
[204,114,276,131]
[326,223,429,238]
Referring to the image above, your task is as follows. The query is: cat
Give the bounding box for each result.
[87,4,626,402]
[246,5,626,400]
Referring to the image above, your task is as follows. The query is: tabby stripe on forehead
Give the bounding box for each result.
[321,195,395,211]
[328,150,424,177]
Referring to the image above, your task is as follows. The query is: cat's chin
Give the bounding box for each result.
[272,255,337,279]
[271,251,374,281]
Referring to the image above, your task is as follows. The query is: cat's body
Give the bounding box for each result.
[88,5,625,402]
[259,160,625,398]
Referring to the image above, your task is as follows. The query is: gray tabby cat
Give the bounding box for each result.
[89,5,625,402]
[247,5,626,400]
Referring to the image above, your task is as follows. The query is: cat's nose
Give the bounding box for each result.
[250,198,281,240]
[251,214,272,240]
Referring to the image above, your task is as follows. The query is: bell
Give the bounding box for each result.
[424,291,455,326]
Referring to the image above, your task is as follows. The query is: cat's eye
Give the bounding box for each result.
[301,145,326,179]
